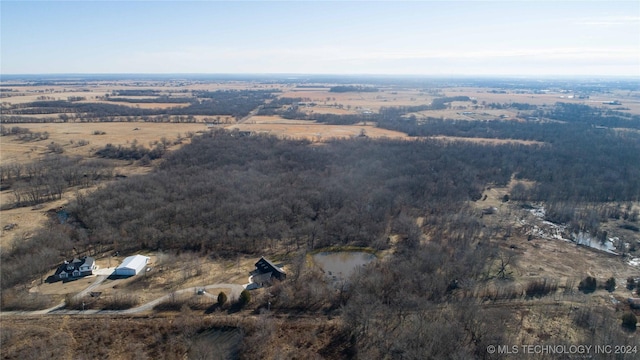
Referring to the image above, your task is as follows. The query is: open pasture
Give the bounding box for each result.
[410,109,518,121]
[279,88,434,111]
[1,122,208,248]
[444,87,640,115]
[87,100,192,109]
[227,122,408,141]
[429,135,544,146]
[1,122,208,165]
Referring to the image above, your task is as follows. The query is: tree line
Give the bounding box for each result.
[1,90,276,122]
[1,129,519,289]
[3,119,637,289]
[0,154,115,209]
[329,86,379,93]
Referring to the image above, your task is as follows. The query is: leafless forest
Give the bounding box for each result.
[1,75,639,359]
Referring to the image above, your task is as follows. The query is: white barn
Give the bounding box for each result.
[115,255,149,276]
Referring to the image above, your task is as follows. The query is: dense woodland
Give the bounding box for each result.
[2,126,639,357]
[3,120,639,281]
[1,77,639,358]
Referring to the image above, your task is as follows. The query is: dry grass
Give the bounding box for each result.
[0,197,68,249]
[3,80,637,307]
[0,122,207,249]
[280,86,640,117]
[444,87,640,116]
[0,315,248,359]
[88,100,191,109]
[242,115,314,125]
[430,135,544,146]
[23,254,256,309]
[1,91,103,105]
[411,109,519,120]
[303,106,357,115]
[471,180,640,301]
[226,123,409,141]
[279,89,433,111]
[0,122,207,165]
[4,81,639,116]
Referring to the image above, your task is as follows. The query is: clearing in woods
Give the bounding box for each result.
[0,122,207,248]
[0,122,208,164]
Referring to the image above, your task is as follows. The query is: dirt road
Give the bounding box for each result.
[0,282,245,316]
[236,105,263,124]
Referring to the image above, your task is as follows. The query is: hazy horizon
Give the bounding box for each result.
[2,1,639,76]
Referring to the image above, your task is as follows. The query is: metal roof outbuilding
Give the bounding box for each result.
[115,255,149,276]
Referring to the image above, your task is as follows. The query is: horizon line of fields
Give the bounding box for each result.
[2,73,640,80]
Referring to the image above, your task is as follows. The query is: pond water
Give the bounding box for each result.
[312,251,376,281]
[574,232,618,254]
[56,210,69,224]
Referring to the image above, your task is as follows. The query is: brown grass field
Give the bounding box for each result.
[445,87,640,114]
[1,81,638,356]
[0,104,542,250]
[0,122,208,249]
[227,122,409,141]
[279,89,434,111]
[4,80,638,116]
[470,181,640,305]
[410,109,519,121]
[429,135,544,146]
[302,106,358,115]
[21,253,259,308]
[0,122,208,164]
[90,101,191,109]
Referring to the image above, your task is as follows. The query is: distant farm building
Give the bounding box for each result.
[254,257,286,281]
[55,257,96,280]
[296,101,316,107]
[115,255,150,276]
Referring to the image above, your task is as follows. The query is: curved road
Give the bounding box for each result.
[118,283,244,314]
[1,282,245,316]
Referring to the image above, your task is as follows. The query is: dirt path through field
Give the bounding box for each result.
[236,105,263,124]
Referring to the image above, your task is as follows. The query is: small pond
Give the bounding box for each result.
[312,251,376,281]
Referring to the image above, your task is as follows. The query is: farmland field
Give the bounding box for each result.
[1,75,639,359]
[228,122,408,140]
[0,122,208,164]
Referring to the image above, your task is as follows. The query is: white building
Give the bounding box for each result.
[115,255,150,276]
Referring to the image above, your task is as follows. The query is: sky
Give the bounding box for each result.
[1,1,639,76]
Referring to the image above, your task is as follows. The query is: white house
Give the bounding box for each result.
[55,257,96,280]
[115,255,150,276]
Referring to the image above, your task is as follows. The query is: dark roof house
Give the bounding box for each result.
[255,257,286,281]
[54,257,96,280]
